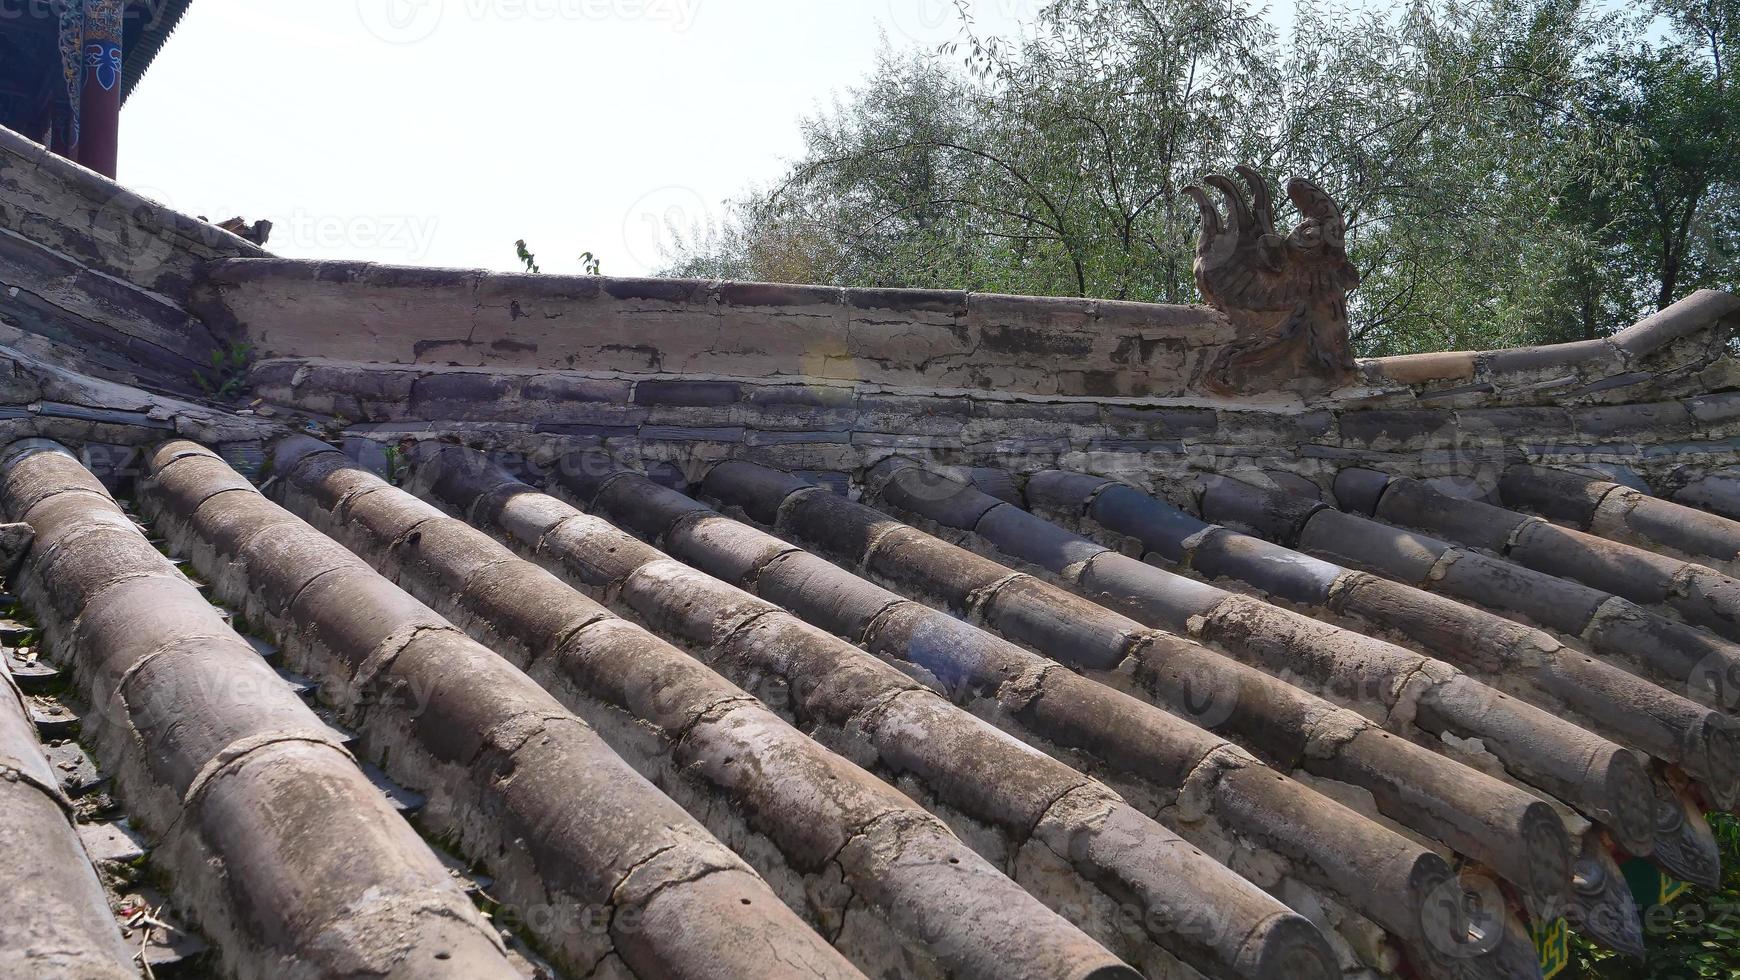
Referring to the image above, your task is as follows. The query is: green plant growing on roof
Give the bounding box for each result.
[515,239,540,274]
[193,342,254,401]
[382,444,409,487]
[515,239,603,275]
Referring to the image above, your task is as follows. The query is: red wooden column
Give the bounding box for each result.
[76,0,122,177]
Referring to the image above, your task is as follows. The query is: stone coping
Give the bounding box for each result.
[1360,291,1740,390]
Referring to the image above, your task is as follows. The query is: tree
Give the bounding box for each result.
[671,1,1282,303]
[665,0,1737,356]
[1593,32,1740,313]
[1271,0,1626,353]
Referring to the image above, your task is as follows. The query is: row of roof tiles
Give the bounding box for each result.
[1,433,1737,978]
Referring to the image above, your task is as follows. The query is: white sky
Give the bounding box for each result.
[119,0,1042,276]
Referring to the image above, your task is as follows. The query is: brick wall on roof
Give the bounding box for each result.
[195,258,1240,399]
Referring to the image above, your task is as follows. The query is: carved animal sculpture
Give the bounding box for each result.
[1184,165,1359,395]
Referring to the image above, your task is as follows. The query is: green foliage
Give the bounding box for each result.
[515,239,604,276]
[192,342,254,401]
[665,0,1740,356]
[515,238,541,274]
[1577,813,1740,979]
[1584,39,1740,313]
[382,444,408,487]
